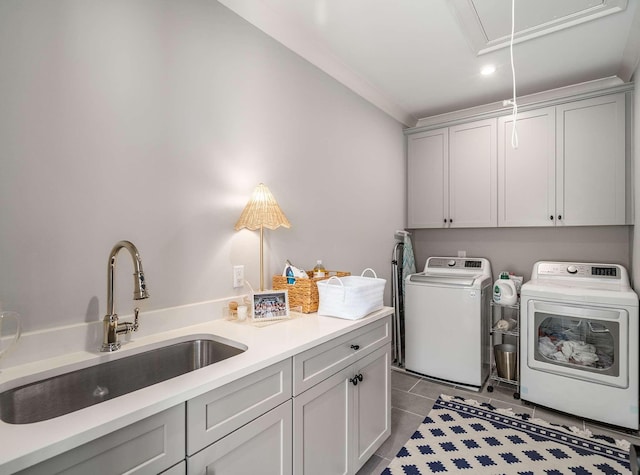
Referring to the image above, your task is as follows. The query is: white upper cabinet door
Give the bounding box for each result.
[407,128,448,228]
[556,94,626,226]
[498,108,556,226]
[448,118,497,227]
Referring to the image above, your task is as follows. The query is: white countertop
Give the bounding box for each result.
[0,303,393,474]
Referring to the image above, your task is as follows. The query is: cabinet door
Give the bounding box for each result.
[449,118,497,227]
[351,345,391,473]
[556,94,626,225]
[407,128,448,228]
[498,108,556,226]
[187,401,292,475]
[293,367,351,475]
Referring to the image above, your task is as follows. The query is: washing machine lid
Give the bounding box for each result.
[408,256,492,288]
[408,274,478,287]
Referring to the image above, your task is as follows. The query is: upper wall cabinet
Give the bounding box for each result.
[498,108,556,226]
[498,94,626,227]
[407,118,497,228]
[408,88,629,229]
[407,128,448,228]
[556,94,626,226]
[449,119,497,228]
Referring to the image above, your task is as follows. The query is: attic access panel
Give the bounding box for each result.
[450,0,628,55]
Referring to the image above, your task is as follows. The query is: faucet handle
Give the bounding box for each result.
[114,308,140,337]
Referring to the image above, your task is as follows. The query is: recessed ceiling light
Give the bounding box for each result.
[481,65,496,76]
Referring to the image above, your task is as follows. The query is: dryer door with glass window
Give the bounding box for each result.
[525,300,628,388]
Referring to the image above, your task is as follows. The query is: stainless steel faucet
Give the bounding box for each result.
[101,240,150,352]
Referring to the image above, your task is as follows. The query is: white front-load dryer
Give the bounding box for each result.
[520,261,639,430]
[404,257,492,389]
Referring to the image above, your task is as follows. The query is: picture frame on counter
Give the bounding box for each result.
[252,290,290,321]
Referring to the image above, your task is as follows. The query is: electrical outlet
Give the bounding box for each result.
[233,265,244,288]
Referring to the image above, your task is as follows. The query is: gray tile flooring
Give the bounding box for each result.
[356,368,640,475]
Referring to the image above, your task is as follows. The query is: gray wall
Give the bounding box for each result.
[0,0,405,332]
[412,226,631,282]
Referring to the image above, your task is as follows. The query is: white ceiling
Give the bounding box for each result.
[219,0,640,126]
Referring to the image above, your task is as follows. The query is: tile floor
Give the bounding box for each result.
[356,368,640,475]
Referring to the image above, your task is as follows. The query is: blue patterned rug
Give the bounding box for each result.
[383,394,632,474]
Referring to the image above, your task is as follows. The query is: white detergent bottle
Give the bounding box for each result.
[493,272,517,306]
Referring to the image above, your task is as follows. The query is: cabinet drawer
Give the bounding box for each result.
[186,359,292,455]
[19,405,185,475]
[187,400,292,475]
[293,316,390,395]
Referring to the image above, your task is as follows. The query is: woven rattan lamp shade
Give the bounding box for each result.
[234,183,290,290]
[234,183,291,231]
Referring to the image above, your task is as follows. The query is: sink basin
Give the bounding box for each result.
[0,338,246,424]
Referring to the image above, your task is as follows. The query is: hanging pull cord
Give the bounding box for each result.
[509,0,519,149]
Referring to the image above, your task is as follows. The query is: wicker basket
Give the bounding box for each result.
[272,271,350,313]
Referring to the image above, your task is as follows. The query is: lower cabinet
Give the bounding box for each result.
[352,345,391,470]
[293,365,351,475]
[187,400,292,475]
[293,344,391,475]
[18,405,186,475]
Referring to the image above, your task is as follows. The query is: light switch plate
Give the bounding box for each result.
[233,265,244,288]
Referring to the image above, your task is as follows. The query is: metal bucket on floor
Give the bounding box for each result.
[494,343,517,380]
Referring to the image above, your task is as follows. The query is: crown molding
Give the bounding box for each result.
[407,77,633,134]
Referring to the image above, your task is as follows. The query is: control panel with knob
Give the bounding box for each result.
[536,262,621,279]
[425,257,488,271]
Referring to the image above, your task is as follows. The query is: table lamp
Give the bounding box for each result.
[234,183,291,290]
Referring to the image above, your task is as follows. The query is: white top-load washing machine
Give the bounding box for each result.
[520,261,639,430]
[404,257,492,389]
